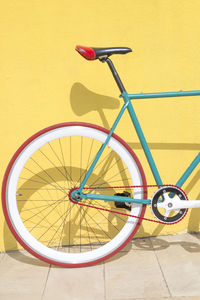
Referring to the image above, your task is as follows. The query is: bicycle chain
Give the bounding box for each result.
[69,184,188,225]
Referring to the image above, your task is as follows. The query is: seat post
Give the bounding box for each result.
[103,58,126,93]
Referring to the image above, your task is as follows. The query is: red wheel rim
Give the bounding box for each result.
[2,122,147,267]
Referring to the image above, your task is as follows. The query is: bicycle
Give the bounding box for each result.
[2,45,200,268]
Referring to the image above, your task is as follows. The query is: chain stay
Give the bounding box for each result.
[70,184,188,225]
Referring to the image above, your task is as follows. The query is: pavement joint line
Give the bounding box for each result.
[103,262,106,300]
[41,264,51,300]
[150,237,172,298]
[0,252,5,262]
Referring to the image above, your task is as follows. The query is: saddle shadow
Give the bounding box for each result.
[70,82,120,128]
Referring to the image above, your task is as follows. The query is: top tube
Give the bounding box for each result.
[127,90,200,100]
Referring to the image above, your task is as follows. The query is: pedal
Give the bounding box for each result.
[114,191,132,211]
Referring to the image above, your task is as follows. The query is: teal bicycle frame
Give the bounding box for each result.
[72,60,200,206]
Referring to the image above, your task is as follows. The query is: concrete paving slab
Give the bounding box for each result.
[1,295,41,300]
[121,237,153,252]
[43,263,105,300]
[0,251,49,300]
[151,233,200,298]
[132,297,200,300]
[0,252,5,262]
[105,248,170,299]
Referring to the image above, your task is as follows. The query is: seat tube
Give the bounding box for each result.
[122,92,163,185]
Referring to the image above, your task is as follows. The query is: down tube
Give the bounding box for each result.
[122,92,163,185]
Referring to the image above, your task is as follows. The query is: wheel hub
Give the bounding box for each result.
[68,187,82,203]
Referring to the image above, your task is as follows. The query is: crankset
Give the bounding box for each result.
[151,186,188,224]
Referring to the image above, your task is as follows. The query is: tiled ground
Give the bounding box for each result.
[0,233,200,300]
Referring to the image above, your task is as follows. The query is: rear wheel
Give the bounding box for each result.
[2,123,147,267]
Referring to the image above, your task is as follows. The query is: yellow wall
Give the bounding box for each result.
[0,0,200,251]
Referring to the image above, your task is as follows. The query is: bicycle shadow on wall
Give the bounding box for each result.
[70,82,200,238]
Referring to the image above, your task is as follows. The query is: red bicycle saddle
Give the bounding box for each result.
[75,45,132,60]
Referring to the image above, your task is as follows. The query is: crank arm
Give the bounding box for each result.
[157,198,200,210]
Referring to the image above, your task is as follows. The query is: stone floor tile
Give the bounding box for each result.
[151,233,200,297]
[43,263,105,300]
[131,237,154,251]
[132,297,200,300]
[0,251,49,299]
[152,232,200,251]
[0,252,5,262]
[105,248,170,299]
[121,237,153,252]
[1,294,41,300]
